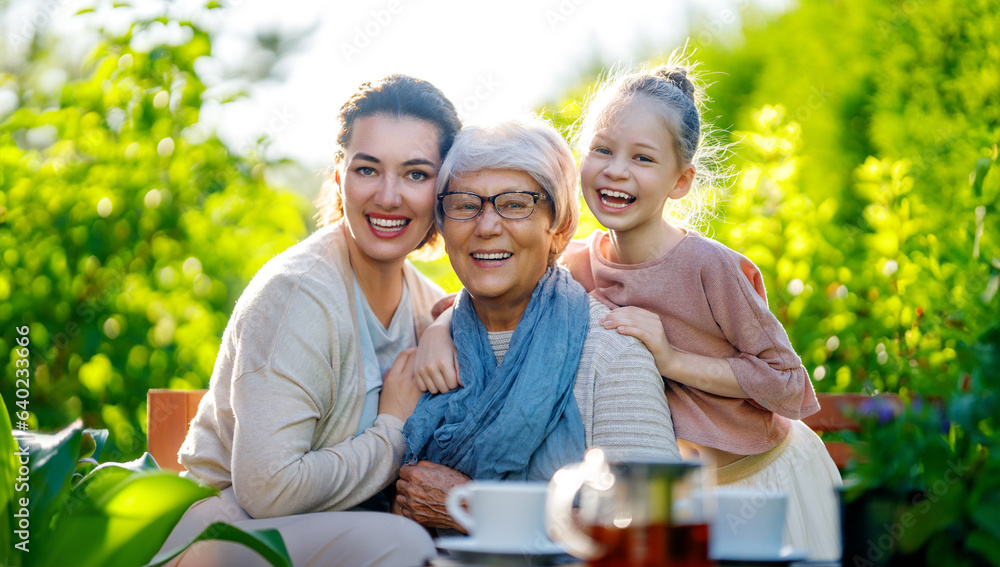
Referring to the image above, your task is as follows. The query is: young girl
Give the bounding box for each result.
[560,61,843,561]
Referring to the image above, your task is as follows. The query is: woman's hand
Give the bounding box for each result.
[415,306,461,394]
[601,306,676,376]
[392,461,470,531]
[377,348,422,420]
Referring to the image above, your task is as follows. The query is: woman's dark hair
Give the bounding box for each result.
[315,75,461,252]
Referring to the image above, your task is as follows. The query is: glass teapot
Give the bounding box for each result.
[546,448,715,567]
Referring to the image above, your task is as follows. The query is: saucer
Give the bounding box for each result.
[712,545,809,565]
[435,536,570,566]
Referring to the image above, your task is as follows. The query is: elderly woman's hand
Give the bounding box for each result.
[393,461,470,531]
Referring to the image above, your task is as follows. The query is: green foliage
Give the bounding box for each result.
[690,0,1000,394]
[716,111,997,396]
[0,394,292,567]
[540,0,1000,396]
[842,323,1000,566]
[0,8,311,458]
[149,522,292,567]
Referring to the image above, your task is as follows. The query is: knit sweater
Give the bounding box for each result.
[178,222,444,518]
[561,230,819,455]
[487,297,681,463]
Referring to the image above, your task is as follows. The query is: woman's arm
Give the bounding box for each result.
[583,319,682,462]
[413,305,461,394]
[227,276,420,518]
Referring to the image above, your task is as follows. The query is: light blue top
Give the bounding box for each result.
[353,275,416,436]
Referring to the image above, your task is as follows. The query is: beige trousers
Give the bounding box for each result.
[159,487,435,567]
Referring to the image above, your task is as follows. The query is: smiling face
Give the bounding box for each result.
[340,115,441,268]
[442,169,558,331]
[579,96,695,241]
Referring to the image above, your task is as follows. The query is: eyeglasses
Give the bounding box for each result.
[438,191,550,221]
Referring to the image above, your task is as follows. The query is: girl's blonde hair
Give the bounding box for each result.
[575,50,730,232]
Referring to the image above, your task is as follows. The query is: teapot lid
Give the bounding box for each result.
[609,460,704,479]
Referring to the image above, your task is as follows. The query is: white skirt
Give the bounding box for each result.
[716,419,843,561]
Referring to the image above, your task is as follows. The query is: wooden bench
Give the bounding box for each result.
[146,390,899,472]
[801,392,902,469]
[147,389,208,472]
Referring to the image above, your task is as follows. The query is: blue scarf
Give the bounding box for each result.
[403,266,590,480]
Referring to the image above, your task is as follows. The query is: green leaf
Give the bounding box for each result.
[971,156,993,197]
[24,420,84,544]
[145,522,292,567]
[72,463,134,497]
[1,395,19,566]
[82,429,110,461]
[897,485,965,553]
[971,491,1000,541]
[35,470,216,567]
[87,451,160,475]
[966,530,1000,566]
[76,7,96,14]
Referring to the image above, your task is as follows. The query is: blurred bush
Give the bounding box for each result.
[541,0,999,397]
[1,6,311,458]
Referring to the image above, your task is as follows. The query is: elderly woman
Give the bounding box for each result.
[394,119,680,530]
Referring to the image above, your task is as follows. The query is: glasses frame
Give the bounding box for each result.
[438,190,550,221]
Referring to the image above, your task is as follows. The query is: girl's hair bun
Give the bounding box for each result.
[654,66,695,103]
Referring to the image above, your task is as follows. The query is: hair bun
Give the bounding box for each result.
[654,66,695,102]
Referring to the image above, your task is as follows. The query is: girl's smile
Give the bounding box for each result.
[579,96,694,259]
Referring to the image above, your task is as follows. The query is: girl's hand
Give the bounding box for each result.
[378,348,422,420]
[415,307,461,394]
[601,306,676,377]
[603,306,747,398]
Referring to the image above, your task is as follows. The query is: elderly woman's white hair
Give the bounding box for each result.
[435,118,580,262]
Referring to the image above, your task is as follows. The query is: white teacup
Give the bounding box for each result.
[446,481,551,550]
[710,488,788,560]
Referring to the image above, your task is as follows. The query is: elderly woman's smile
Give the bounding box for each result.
[443,169,557,331]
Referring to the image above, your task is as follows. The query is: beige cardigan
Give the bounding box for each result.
[178,222,444,518]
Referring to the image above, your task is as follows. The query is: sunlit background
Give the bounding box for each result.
[1,0,998,469]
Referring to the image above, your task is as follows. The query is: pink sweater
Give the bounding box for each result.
[561,230,819,455]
